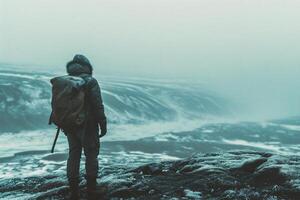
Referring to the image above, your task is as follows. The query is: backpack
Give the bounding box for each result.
[49,75,87,131]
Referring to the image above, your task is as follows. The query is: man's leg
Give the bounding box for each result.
[84,146,99,178]
[67,132,82,199]
[83,133,100,199]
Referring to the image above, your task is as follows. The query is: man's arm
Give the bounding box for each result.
[88,78,107,137]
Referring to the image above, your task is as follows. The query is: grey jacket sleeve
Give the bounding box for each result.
[87,77,107,127]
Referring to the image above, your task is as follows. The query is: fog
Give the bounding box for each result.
[1,0,299,119]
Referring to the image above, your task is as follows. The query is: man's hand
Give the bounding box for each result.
[100,128,107,138]
[99,119,107,138]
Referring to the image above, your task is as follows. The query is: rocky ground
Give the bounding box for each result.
[1,150,300,200]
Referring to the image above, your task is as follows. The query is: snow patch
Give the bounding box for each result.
[184,189,202,199]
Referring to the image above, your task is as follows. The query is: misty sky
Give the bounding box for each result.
[0,0,300,118]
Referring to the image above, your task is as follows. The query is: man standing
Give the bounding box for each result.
[65,55,107,199]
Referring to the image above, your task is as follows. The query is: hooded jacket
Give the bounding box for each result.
[66,55,106,135]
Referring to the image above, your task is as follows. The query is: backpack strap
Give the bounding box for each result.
[78,74,93,131]
[79,74,92,90]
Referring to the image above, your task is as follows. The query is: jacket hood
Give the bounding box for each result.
[66,54,93,75]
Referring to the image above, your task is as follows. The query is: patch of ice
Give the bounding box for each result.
[280,125,300,131]
[182,146,193,150]
[184,189,202,199]
[128,151,180,161]
[251,134,260,138]
[202,129,214,133]
[154,133,180,142]
[222,139,281,153]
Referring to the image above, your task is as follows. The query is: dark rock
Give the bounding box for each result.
[239,157,268,173]
[1,151,300,200]
[131,163,163,175]
[251,166,287,186]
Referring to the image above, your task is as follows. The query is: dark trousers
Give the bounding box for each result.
[66,128,100,182]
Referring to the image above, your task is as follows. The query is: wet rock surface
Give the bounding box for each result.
[1,151,300,200]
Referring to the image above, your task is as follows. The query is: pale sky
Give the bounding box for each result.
[1,0,300,118]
